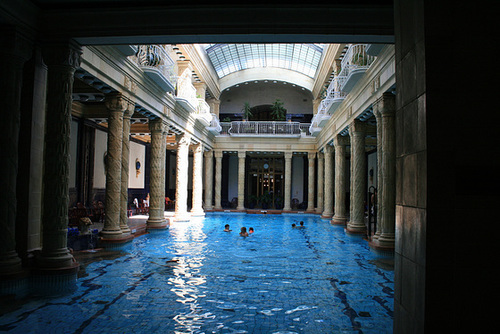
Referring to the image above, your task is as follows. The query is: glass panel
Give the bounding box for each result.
[205,43,324,79]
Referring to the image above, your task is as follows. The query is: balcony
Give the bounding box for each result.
[135,45,176,93]
[339,44,376,93]
[175,73,198,113]
[322,76,347,115]
[219,121,308,137]
[196,98,212,126]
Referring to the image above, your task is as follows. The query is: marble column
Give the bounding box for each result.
[39,41,82,268]
[0,28,32,273]
[322,145,334,218]
[332,135,349,225]
[147,118,168,228]
[214,150,223,210]
[101,93,126,239]
[175,133,191,221]
[119,101,134,235]
[373,93,396,248]
[283,152,293,211]
[316,152,324,214]
[191,143,205,216]
[237,151,246,211]
[204,150,214,210]
[307,152,316,212]
[347,120,367,234]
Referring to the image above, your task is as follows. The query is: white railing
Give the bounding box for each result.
[220,122,231,135]
[338,44,376,79]
[135,45,177,86]
[228,121,302,136]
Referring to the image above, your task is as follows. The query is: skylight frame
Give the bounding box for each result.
[205,43,324,79]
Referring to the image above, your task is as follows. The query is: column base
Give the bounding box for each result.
[191,210,206,217]
[369,238,395,253]
[0,251,23,274]
[331,216,348,225]
[346,221,367,234]
[100,228,124,240]
[147,218,169,229]
[37,248,75,269]
[315,207,324,214]
[174,212,191,222]
[31,262,80,295]
[321,212,333,219]
[99,233,135,248]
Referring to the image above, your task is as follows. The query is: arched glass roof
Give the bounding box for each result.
[205,44,323,79]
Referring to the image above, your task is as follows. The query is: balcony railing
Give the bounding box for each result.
[135,45,177,93]
[196,98,212,126]
[219,121,312,137]
[338,44,376,92]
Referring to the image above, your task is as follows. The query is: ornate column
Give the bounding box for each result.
[175,133,191,221]
[347,120,367,234]
[316,152,324,214]
[283,152,293,211]
[307,152,316,212]
[373,104,383,240]
[39,41,82,268]
[147,118,168,228]
[0,28,32,273]
[191,143,205,216]
[373,93,396,248]
[214,150,223,210]
[119,101,134,235]
[322,145,334,218]
[101,93,126,240]
[332,135,349,225]
[237,151,246,211]
[204,150,214,210]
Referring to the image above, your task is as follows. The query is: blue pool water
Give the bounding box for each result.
[0,213,394,333]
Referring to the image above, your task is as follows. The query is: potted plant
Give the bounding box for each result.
[248,194,259,209]
[270,99,286,121]
[242,101,253,121]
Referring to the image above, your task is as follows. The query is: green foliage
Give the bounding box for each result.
[222,116,231,122]
[242,101,253,120]
[270,99,286,121]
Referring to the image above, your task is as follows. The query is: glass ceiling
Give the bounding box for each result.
[205,44,324,79]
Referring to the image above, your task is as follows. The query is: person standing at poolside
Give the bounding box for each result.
[240,227,249,237]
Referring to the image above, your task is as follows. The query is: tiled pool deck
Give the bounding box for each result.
[0,213,394,333]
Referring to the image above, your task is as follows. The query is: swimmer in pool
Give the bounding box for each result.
[298,221,305,228]
[224,224,232,232]
[240,227,249,237]
[249,227,254,234]
[292,223,296,228]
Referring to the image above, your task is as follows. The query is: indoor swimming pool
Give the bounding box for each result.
[0,213,394,333]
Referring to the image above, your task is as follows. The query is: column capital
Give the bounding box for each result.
[0,26,33,61]
[333,134,349,147]
[308,151,316,159]
[191,142,203,153]
[373,92,396,117]
[42,40,82,69]
[284,152,293,159]
[105,92,132,113]
[324,145,334,154]
[238,150,246,159]
[176,133,191,146]
[214,150,223,158]
[204,150,213,158]
[148,117,167,133]
[349,119,366,134]
[317,151,324,159]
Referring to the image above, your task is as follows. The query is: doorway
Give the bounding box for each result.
[246,155,284,209]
